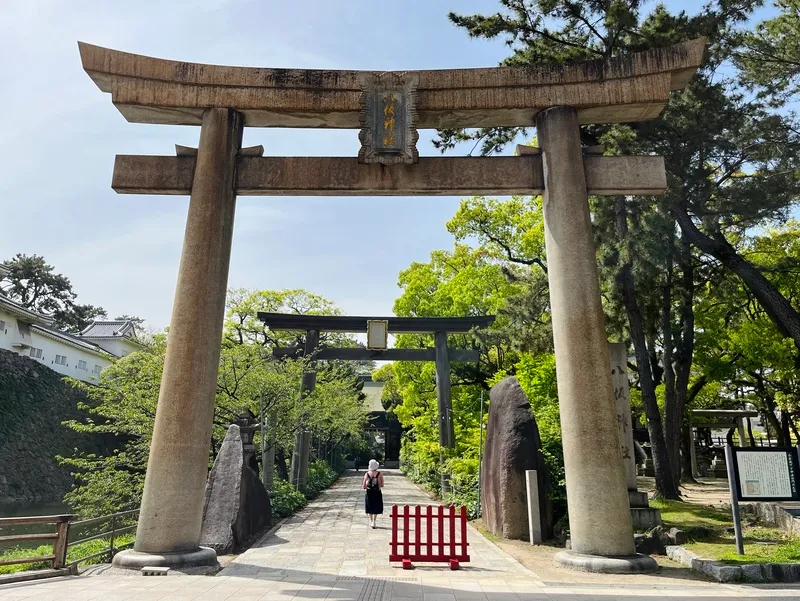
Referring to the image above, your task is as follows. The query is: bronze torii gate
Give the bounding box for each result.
[259,313,494,495]
[78,38,705,572]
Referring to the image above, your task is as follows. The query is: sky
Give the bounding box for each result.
[0,0,776,332]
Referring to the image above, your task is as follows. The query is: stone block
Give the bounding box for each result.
[740,563,765,582]
[634,533,659,555]
[762,563,799,582]
[630,507,662,530]
[480,377,554,541]
[200,425,271,554]
[628,490,649,508]
[708,564,742,583]
[669,527,687,545]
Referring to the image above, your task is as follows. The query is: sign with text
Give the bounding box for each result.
[730,447,800,502]
[358,72,419,165]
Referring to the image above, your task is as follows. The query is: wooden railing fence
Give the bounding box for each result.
[66,509,139,568]
[0,508,139,578]
[0,514,72,571]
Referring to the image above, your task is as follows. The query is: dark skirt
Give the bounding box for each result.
[365,489,383,515]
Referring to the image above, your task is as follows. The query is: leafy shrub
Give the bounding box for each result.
[445,456,480,519]
[306,459,340,498]
[270,478,307,518]
[269,459,342,519]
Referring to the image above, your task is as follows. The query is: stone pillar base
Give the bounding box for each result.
[112,547,218,570]
[555,550,658,574]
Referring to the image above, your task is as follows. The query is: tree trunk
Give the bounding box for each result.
[662,239,680,483]
[746,418,756,446]
[681,422,697,483]
[673,235,696,482]
[675,207,800,352]
[615,197,680,499]
[781,412,792,448]
[275,446,289,481]
[790,416,800,444]
[751,372,785,446]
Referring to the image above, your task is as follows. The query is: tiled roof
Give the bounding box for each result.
[31,324,115,357]
[0,294,55,326]
[79,320,135,339]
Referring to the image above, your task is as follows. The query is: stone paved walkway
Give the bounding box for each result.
[221,469,533,579]
[2,470,800,600]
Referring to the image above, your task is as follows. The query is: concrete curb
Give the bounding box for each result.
[666,545,800,583]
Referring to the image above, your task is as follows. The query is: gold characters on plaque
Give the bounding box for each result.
[382,93,396,146]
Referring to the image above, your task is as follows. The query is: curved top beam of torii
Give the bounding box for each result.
[78,38,705,129]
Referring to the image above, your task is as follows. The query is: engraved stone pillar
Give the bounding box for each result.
[609,342,638,491]
[538,107,656,573]
[290,329,319,494]
[113,108,243,569]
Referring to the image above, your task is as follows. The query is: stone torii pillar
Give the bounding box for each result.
[434,331,456,495]
[538,107,655,573]
[113,108,242,569]
[289,329,319,494]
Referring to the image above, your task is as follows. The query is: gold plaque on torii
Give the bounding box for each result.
[358,72,419,165]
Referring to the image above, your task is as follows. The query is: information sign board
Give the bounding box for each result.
[730,447,800,502]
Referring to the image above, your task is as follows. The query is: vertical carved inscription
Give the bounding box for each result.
[358,73,419,164]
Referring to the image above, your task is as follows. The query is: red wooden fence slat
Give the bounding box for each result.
[460,506,468,558]
[414,505,421,558]
[427,505,433,558]
[390,505,398,559]
[449,505,456,558]
[437,505,444,559]
[403,504,410,559]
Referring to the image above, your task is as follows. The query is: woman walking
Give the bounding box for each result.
[363,459,384,528]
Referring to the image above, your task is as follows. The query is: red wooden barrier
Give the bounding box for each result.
[390,505,470,570]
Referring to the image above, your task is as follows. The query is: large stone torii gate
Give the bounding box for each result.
[78,38,705,572]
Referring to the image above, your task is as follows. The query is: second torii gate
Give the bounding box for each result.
[78,37,706,572]
[259,313,494,495]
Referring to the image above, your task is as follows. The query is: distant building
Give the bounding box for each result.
[360,375,403,468]
[0,290,143,383]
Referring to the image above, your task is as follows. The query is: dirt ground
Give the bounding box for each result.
[471,519,720,585]
[472,477,736,585]
[638,476,732,508]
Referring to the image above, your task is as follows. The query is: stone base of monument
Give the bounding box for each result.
[628,490,662,530]
[555,550,658,574]
[631,507,663,530]
[628,490,649,507]
[112,547,218,571]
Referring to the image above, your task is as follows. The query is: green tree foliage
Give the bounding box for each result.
[61,289,368,517]
[737,0,800,101]
[0,254,107,332]
[436,0,800,501]
[693,223,800,445]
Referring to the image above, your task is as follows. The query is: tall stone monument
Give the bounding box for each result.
[79,38,704,571]
[481,377,554,542]
[609,342,662,530]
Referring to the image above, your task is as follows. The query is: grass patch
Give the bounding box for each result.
[650,498,800,565]
[0,535,135,574]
